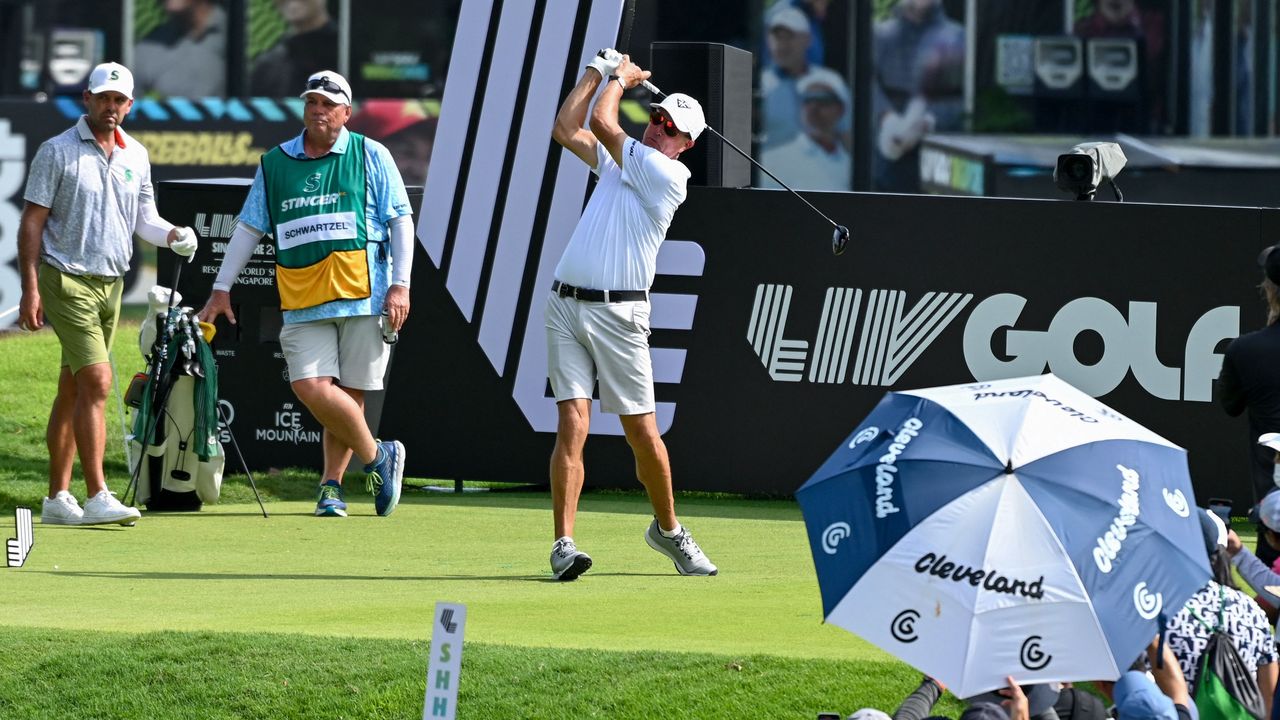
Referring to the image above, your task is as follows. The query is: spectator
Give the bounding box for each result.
[250,0,338,98]
[889,675,1039,720]
[1217,242,1280,566]
[872,0,964,193]
[133,0,227,97]
[346,100,437,188]
[760,5,814,152]
[1165,509,1277,716]
[1049,687,1108,720]
[761,0,830,69]
[1094,637,1195,720]
[759,66,851,191]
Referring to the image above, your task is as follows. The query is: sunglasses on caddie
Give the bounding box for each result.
[305,77,348,100]
[649,110,681,138]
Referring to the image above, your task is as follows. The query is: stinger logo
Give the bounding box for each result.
[303,172,322,192]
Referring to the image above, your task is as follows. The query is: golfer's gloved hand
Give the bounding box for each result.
[586,48,622,79]
[170,226,198,262]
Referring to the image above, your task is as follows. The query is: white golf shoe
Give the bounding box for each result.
[81,491,141,526]
[41,491,84,525]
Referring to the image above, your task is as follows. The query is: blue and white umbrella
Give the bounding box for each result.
[797,374,1209,697]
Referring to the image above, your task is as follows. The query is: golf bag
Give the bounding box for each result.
[128,288,224,511]
[1190,586,1266,720]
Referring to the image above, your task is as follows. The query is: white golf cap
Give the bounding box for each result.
[649,93,706,141]
[798,66,851,108]
[1260,432,1280,452]
[87,62,134,99]
[767,6,810,34]
[301,70,353,106]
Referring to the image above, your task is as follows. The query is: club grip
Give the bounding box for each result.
[642,80,663,98]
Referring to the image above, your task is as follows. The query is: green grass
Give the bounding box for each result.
[0,627,940,720]
[0,323,960,719]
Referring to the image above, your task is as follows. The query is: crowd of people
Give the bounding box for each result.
[758,0,965,193]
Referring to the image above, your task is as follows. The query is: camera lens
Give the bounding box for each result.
[1065,157,1091,181]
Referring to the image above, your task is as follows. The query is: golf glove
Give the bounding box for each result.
[170,226,198,262]
[586,48,622,79]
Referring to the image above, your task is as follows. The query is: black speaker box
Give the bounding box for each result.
[649,41,753,188]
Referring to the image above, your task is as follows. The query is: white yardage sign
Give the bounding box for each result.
[423,601,466,720]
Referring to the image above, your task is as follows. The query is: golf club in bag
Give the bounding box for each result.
[623,56,852,256]
[122,259,267,517]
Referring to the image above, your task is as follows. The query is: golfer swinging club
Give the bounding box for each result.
[545,49,717,580]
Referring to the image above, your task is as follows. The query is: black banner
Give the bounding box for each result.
[382,188,1266,507]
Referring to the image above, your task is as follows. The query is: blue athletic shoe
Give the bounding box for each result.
[315,480,347,517]
[365,440,404,517]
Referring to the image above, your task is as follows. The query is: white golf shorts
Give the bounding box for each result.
[278,315,390,391]
[545,291,654,415]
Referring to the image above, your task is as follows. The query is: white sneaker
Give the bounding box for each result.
[41,491,83,525]
[550,538,592,581]
[81,490,141,526]
[645,519,718,576]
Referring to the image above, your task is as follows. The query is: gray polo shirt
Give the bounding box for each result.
[23,116,155,278]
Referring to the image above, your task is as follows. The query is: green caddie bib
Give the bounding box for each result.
[262,133,370,311]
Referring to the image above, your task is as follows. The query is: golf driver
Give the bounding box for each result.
[630,66,851,256]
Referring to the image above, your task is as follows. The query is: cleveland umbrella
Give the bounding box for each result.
[797,373,1209,697]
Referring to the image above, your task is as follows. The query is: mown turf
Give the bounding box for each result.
[0,626,963,720]
[1,323,959,719]
[0,322,1250,719]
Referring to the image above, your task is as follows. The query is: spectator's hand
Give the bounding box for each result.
[1227,528,1243,556]
[877,97,933,161]
[17,288,42,332]
[168,226,198,262]
[586,48,622,79]
[383,284,410,333]
[197,289,236,326]
[999,676,1029,720]
[614,55,651,90]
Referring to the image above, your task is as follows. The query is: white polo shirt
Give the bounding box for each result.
[758,132,851,192]
[554,137,689,292]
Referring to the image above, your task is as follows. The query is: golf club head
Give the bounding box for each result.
[832,225,850,256]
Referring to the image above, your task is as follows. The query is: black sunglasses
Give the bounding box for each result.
[305,77,348,101]
[649,110,681,138]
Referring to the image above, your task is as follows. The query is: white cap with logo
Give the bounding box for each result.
[649,93,706,141]
[87,62,134,99]
[301,70,353,106]
[767,6,810,34]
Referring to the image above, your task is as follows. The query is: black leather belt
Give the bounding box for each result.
[552,280,647,303]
